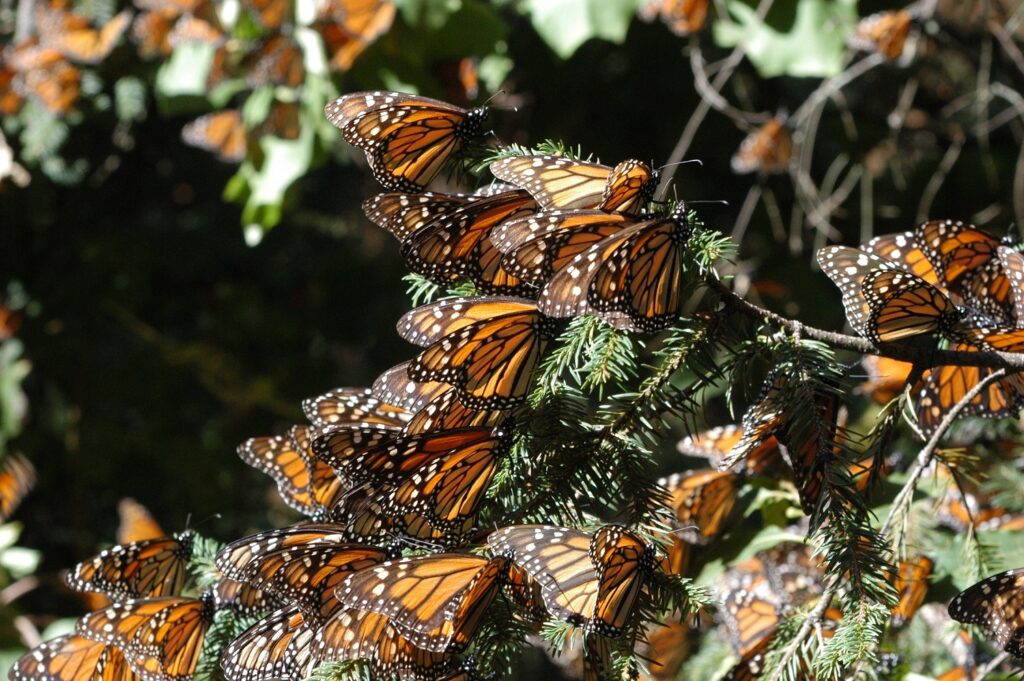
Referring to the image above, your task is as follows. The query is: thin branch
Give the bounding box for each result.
[977,651,1010,679]
[989,20,1024,79]
[706,276,1024,370]
[656,0,777,199]
[879,368,1009,540]
[767,581,839,681]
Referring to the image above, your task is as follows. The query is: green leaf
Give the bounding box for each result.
[0,546,41,578]
[155,42,216,99]
[114,77,147,122]
[395,0,462,30]
[522,0,640,59]
[0,341,30,441]
[230,126,315,239]
[713,0,857,78]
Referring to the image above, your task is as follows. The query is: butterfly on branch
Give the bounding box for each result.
[949,567,1024,658]
[65,532,194,601]
[730,115,792,176]
[847,9,913,60]
[398,297,558,409]
[488,155,658,216]
[817,245,966,343]
[536,207,693,332]
[487,524,659,637]
[325,91,491,191]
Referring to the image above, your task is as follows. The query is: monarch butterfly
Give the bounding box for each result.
[397,189,537,295]
[302,387,411,428]
[245,35,304,88]
[35,8,132,64]
[336,553,510,653]
[491,209,636,284]
[488,155,658,216]
[181,110,247,163]
[717,560,780,665]
[363,191,477,244]
[538,208,692,332]
[817,245,964,343]
[6,42,81,114]
[315,606,454,680]
[730,116,792,176]
[659,469,741,544]
[0,452,35,522]
[916,343,1024,435]
[370,360,457,414]
[325,91,490,192]
[75,595,214,681]
[999,245,1024,321]
[862,231,940,284]
[775,392,841,516]
[315,0,396,72]
[216,524,358,580]
[65,532,194,601]
[116,498,166,545]
[487,525,657,637]
[244,425,357,520]
[312,425,488,487]
[847,9,912,60]
[638,0,708,36]
[398,297,557,409]
[10,634,138,681]
[401,386,508,435]
[948,567,1024,657]
[210,577,280,618]
[891,556,933,627]
[760,543,826,607]
[220,606,322,681]
[916,220,1016,323]
[223,542,389,620]
[676,424,782,475]
[723,375,786,472]
[241,0,290,29]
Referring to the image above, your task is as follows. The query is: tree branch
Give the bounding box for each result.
[706,277,1024,370]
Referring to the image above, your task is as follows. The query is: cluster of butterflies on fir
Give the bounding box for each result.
[0,0,919,174]
[3,82,1024,681]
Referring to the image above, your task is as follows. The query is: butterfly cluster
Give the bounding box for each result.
[818,220,1024,434]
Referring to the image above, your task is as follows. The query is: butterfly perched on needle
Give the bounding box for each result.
[75,594,215,681]
[10,633,139,681]
[325,91,491,191]
[487,524,659,637]
[0,452,35,522]
[489,155,658,216]
[916,220,1018,324]
[220,606,322,681]
[367,189,537,295]
[491,209,637,285]
[537,207,693,332]
[847,9,913,61]
[730,115,792,176]
[949,567,1024,657]
[335,553,512,653]
[817,245,965,343]
[398,297,558,409]
[65,532,195,601]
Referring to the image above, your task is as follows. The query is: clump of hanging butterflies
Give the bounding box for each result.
[10,90,706,681]
[13,88,1024,681]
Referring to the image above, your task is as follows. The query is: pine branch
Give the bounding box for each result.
[705,275,1024,370]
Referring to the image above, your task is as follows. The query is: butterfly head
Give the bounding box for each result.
[457,106,490,140]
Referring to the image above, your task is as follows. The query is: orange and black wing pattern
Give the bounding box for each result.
[949,567,1024,657]
[325,91,489,191]
[65,533,193,601]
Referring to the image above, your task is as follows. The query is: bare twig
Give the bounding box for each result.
[879,368,1008,540]
[977,651,1010,679]
[14,0,34,42]
[656,0,777,199]
[689,48,769,128]
[989,20,1024,79]
[707,276,1024,370]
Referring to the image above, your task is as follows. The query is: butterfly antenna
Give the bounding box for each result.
[657,159,703,172]
[483,89,517,113]
[687,199,730,207]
